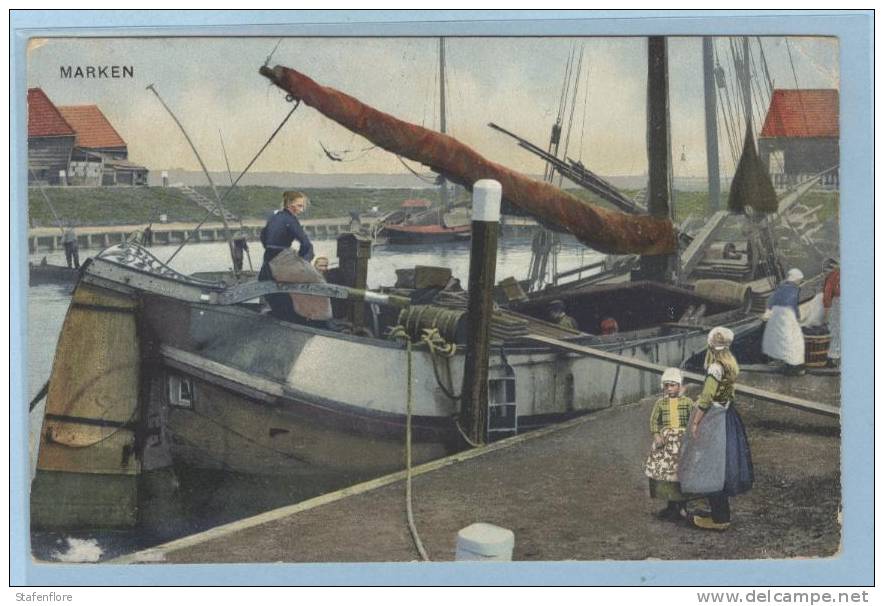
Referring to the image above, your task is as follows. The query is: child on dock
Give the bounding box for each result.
[644,367,694,521]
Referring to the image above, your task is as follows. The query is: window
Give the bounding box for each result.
[167,374,194,408]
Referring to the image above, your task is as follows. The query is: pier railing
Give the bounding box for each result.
[28,215,545,253]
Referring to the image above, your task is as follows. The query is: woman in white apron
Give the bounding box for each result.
[762,268,805,374]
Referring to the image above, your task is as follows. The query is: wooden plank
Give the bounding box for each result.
[525,333,839,418]
[680,209,729,277]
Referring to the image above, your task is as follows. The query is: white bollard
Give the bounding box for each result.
[471,179,502,223]
[455,522,514,561]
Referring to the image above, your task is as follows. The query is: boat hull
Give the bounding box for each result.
[382,224,471,244]
[136,293,740,478]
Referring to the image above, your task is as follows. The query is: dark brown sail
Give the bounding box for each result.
[728,124,779,214]
[260,64,676,256]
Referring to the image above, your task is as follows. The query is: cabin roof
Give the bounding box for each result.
[759,89,839,139]
[27,88,76,138]
[57,105,127,149]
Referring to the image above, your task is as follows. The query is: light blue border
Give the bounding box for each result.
[10,10,873,586]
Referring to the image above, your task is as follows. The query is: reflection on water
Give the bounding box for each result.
[27,236,602,561]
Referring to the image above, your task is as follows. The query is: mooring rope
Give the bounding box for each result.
[388,326,431,561]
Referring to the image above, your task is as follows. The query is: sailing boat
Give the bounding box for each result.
[379,38,472,244]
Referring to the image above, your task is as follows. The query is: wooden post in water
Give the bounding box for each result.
[335,233,372,331]
[460,180,502,446]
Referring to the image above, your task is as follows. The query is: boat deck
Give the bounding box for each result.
[113,387,840,565]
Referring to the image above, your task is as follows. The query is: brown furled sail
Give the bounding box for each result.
[728,124,778,214]
[260,65,676,256]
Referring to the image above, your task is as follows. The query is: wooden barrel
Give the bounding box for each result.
[804,334,831,367]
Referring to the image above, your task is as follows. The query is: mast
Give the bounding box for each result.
[703,37,721,212]
[638,36,675,282]
[739,36,753,132]
[438,38,450,211]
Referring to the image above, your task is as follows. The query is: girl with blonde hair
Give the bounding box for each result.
[682,326,754,531]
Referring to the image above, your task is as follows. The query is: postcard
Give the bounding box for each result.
[11,10,873,588]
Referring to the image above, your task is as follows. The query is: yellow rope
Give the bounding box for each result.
[390,326,431,562]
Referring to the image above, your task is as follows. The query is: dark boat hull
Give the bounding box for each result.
[382,224,471,244]
[29,263,80,286]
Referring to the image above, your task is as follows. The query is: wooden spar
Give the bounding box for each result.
[259,64,677,256]
[525,334,839,418]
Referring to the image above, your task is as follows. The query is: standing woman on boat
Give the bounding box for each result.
[259,191,315,322]
[684,326,754,531]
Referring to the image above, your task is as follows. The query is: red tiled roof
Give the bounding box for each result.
[759,89,839,139]
[57,105,126,149]
[27,88,76,138]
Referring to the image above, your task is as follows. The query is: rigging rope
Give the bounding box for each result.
[395,155,438,184]
[559,43,585,188]
[166,99,300,265]
[784,38,811,137]
[715,41,741,167]
[28,168,65,232]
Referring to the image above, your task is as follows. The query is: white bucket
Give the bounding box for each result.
[455,523,514,561]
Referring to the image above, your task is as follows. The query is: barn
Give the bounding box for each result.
[58,104,149,186]
[757,89,839,189]
[27,88,76,185]
[27,88,149,186]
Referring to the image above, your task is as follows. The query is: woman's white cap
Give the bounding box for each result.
[786,268,804,283]
[707,326,734,350]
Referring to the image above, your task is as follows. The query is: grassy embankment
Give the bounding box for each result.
[28,185,839,227]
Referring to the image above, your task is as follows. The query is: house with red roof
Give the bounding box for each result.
[27,88,76,185]
[758,89,839,189]
[28,87,148,186]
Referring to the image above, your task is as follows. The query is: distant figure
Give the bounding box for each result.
[313,256,329,276]
[600,317,620,335]
[722,242,741,260]
[762,268,805,375]
[142,224,153,248]
[822,258,840,367]
[547,299,578,330]
[259,191,314,323]
[61,226,79,269]
[232,232,250,273]
[39,256,48,267]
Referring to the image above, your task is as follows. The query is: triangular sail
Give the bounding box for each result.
[728,125,778,214]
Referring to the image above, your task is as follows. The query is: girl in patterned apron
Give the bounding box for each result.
[645,367,695,521]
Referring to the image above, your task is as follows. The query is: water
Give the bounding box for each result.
[27,235,602,561]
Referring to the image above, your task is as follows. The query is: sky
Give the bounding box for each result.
[27,35,838,179]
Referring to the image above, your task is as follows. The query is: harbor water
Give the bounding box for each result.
[27,234,603,561]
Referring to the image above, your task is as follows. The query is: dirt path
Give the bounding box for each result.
[160,392,840,564]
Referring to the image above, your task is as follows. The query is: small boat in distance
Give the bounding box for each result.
[380,199,471,244]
